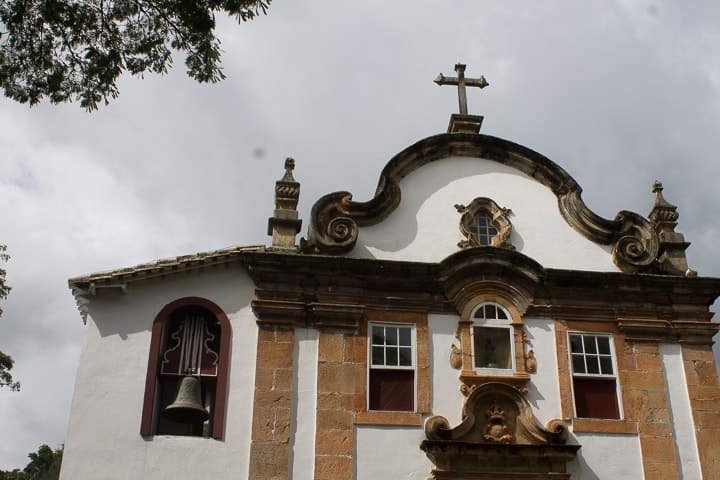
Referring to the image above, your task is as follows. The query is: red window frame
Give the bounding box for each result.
[140,297,231,439]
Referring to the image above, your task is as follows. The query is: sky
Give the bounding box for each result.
[1,0,720,469]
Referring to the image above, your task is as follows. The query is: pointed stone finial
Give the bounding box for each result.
[267,158,302,250]
[649,180,679,231]
[648,180,691,275]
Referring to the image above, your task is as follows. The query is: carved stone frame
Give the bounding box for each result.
[455,290,534,395]
[455,197,513,249]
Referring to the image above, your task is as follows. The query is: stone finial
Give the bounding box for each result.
[647,180,691,275]
[267,158,302,250]
[649,180,679,231]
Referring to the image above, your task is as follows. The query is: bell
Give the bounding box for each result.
[164,375,209,424]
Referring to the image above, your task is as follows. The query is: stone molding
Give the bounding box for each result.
[245,250,720,345]
[302,133,667,274]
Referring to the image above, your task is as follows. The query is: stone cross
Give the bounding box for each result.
[434,63,489,115]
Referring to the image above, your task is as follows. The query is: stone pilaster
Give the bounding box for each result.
[682,344,720,479]
[248,327,295,479]
[314,331,364,480]
[621,342,681,480]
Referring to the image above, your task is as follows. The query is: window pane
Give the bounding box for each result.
[369,369,414,411]
[600,356,613,375]
[586,356,600,374]
[386,328,398,346]
[497,308,508,320]
[372,346,384,366]
[399,328,411,346]
[572,354,586,374]
[473,327,511,369]
[569,335,583,353]
[371,327,384,346]
[583,336,597,354]
[399,347,412,366]
[386,347,398,366]
[573,377,620,419]
[485,304,497,319]
[597,336,611,355]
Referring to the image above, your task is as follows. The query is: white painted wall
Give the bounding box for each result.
[355,426,431,479]
[567,433,644,479]
[661,343,702,479]
[428,313,465,426]
[524,318,562,422]
[351,157,617,272]
[60,265,258,480]
[290,328,318,480]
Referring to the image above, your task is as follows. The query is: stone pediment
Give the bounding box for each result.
[301,133,689,275]
[421,382,580,479]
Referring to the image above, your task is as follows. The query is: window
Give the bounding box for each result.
[141,297,231,439]
[469,215,498,246]
[455,197,512,249]
[471,303,514,373]
[368,323,415,411]
[568,333,621,420]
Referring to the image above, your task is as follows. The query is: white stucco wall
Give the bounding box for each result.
[524,318,562,422]
[428,313,465,426]
[661,343,702,479]
[290,328,319,480]
[355,426,431,479]
[351,156,617,272]
[60,265,258,480]
[567,433,644,479]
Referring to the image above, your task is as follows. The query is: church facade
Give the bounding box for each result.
[62,66,720,479]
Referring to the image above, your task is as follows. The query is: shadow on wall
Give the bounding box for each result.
[566,448,602,480]
[523,322,551,410]
[87,264,256,339]
[358,158,532,255]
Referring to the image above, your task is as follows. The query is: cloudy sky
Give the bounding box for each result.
[1,0,720,469]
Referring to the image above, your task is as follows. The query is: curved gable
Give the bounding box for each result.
[303,133,666,274]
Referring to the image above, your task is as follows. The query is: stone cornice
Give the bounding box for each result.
[245,250,720,343]
[302,133,665,274]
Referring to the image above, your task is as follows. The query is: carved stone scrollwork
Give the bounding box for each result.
[302,192,360,254]
[303,133,672,275]
[611,211,660,272]
[422,382,578,479]
[425,383,569,444]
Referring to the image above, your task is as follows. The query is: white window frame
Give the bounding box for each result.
[567,332,624,420]
[470,303,515,374]
[367,322,417,412]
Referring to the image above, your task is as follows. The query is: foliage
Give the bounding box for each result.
[0,445,63,480]
[0,0,271,110]
[0,244,18,391]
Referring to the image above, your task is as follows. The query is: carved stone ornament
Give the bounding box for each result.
[421,382,579,479]
[455,197,513,249]
[449,343,462,370]
[302,134,672,275]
